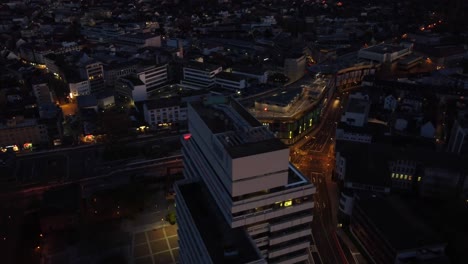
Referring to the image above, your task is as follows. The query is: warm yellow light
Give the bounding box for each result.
[284,200,293,207]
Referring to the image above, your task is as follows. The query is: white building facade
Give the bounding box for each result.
[143,98,187,128]
[180,62,222,90]
[176,96,316,263]
[69,79,91,97]
[137,64,168,93]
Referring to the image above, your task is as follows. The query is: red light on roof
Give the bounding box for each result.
[264,107,268,111]
[183,134,191,140]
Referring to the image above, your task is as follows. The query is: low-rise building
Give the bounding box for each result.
[232,67,268,84]
[116,77,147,102]
[0,116,48,147]
[215,72,246,91]
[351,195,449,264]
[341,92,370,127]
[143,97,187,129]
[358,44,412,64]
[68,78,91,97]
[32,81,54,104]
[180,61,222,90]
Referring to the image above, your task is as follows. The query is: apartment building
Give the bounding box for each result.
[180,61,222,90]
[447,119,468,154]
[32,82,53,104]
[176,96,316,263]
[103,61,138,85]
[143,97,187,128]
[351,195,448,264]
[116,77,147,102]
[79,61,105,94]
[0,116,48,147]
[68,78,91,97]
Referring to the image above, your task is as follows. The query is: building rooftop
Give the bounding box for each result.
[226,137,287,158]
[77,95,98,108]
[346,97,369,114]
[216,71,245,82]
[178,181,263,264]
[363,44,407,54]
[191,96,288,158]
[259,89,301,107]
[356,195,444,251]
[398,54,423,65]
[338,141,392,187]
[232,66,266,75]
[145,97,184,110]
[185,61,221,72]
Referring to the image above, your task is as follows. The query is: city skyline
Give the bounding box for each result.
[1,0,467,264]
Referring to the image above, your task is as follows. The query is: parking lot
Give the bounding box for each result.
[133,224,179,264]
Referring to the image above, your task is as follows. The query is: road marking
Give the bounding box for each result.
[163,227,175,263]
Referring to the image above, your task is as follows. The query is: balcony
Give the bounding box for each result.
[268,240,310,259]
[269,212,313,233]
[232,201,314,228]
[269,227,311,246]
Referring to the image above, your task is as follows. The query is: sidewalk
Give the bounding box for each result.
[325,169,369,264]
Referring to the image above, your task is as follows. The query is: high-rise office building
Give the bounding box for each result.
[175,95,316,263]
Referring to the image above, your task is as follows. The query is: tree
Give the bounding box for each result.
[166,211,176,225]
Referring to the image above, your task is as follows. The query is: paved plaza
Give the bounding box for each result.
[133,224,179,264]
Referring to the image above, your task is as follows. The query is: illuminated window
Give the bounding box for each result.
[409,176,412,181]
[404,175,408,180]
[417,177,422,182]
[392,173,395,178]
[289,131,292,139]
[284,200,293,207]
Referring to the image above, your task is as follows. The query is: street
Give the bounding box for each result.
[291,92,355,264]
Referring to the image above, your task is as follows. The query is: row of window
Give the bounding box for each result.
[150,107,183,112]
[391,173,422,182]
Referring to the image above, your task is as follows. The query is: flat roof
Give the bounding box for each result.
[356,195,444,251]
[191,96,287,158]
[227,137,287,158]
[178,182,262,264]
[337,140,468,186]
[346,97,369,114]
[259,89,301,106]
[338,141,392,187]
[191,96,261,134]
[232,66,266,75]
[398,54,423,65]
[185,61,221,72]
[363,44,407,54]
[216,71,245,82]
[145,97,184,110]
